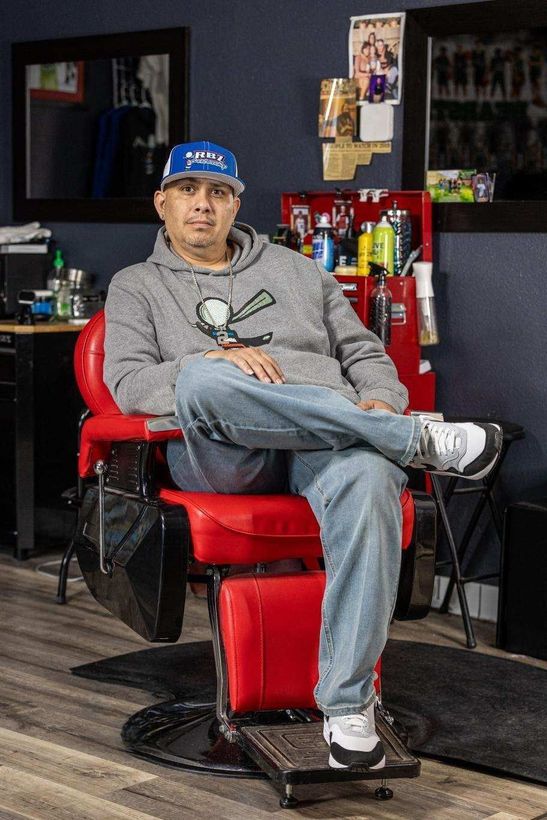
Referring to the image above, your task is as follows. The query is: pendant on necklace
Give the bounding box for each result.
[214,329,244,348]
[215,330,231,345]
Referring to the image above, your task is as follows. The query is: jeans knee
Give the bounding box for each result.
[176,357,244,425]
[344,453,406,509]
[371,463,406,507]
[175,357,216,422]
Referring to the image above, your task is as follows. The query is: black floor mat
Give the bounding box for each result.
[72,638,547,784]
[72,640,217,702]
[382,640,547,785]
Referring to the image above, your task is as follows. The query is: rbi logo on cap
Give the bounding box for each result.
[184,150,228,172]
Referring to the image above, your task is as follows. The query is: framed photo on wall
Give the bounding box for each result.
[348,13,405,104]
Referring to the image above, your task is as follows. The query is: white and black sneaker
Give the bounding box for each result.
[410,417,503,481]
[323,701,386,770]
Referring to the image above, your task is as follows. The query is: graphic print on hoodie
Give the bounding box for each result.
[193,289,276,348]
[104,222,408,416]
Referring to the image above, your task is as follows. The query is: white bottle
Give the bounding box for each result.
[413,262,439,346]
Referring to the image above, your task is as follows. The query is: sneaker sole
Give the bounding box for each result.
[323,724,386,770]
[328,753,386,770]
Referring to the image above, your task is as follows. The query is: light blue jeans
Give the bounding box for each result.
[167,358,421,717]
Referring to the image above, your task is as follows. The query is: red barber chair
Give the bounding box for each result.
[72,311,436,809]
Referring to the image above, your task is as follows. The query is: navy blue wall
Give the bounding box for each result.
[2,0,546,577]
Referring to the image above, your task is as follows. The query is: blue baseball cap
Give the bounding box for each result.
[160,140,245,196]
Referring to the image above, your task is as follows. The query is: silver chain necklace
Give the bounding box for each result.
[188,252,234,332]
[166,232,234,335]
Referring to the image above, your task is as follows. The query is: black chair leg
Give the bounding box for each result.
[56,539,76,604]
[431,475,477,648]
[56,406,90,605]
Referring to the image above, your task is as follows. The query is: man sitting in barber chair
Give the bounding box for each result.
[104,140,502,771]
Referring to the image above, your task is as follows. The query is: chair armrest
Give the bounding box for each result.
[79,413,182,477]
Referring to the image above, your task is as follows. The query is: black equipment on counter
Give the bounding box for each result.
[0,252,51,317]
[497,499,547,661]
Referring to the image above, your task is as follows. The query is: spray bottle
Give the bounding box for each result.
[46,249,65,319]
[413,261,439,345]
[53,249,72,319]
[368,261,392,346]
[47,249,64,291]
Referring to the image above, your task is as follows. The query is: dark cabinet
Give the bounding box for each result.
[0,323,82,559]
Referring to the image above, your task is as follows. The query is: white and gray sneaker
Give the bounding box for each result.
[410,417,503,480]
[323,701,386,770]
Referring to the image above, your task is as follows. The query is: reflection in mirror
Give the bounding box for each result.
[27,55,170,199]
[428,28,547,201]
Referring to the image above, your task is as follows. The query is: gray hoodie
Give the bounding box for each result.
[104,223,408,416]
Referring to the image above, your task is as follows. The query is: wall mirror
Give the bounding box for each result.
[12,28,188,222]
[403,0,547,231]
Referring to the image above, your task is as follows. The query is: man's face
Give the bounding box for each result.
[154,177,240,257]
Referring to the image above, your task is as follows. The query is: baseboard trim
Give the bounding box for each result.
[430,575,499,623]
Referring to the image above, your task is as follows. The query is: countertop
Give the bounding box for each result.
[0,320,85,334]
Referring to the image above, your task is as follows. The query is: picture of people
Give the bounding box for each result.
[369,74,386,104]
[429,29,547,200]
[290,205,310,239]
[318,78,357,138]
[349,13,405,104]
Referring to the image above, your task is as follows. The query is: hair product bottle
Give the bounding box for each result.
[368,261,392,346]
[371,214,395,276]
[382,200,412,276]
[357,221,375,275]
[312,213,335,272]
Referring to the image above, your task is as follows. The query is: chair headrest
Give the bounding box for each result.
[74,310,121,416]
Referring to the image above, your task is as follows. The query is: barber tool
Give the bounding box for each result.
[381,201,412,276]
[368,262,392,346]
[371,213,395,276]
[17,289,56,324]
[413,261,439,346]
[400,245,423,277]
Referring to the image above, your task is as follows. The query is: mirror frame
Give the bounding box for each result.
[402,0,547,232]
[12,28,189,223]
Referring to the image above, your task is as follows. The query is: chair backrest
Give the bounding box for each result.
[74,310,121,416]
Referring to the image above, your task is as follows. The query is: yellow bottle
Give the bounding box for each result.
[371,214,395,276]
[357,221,375,275]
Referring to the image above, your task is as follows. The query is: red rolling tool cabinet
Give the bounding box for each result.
[280,190,436,412]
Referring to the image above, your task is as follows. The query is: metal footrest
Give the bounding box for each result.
[236,711,420,786]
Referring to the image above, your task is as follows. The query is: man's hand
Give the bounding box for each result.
[205,347,285,384]
[357,399,397,414]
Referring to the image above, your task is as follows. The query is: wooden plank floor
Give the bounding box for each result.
[0,551,546,820]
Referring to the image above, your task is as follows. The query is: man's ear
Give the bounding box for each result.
[232,196,241,221]
[154,190,166,220]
